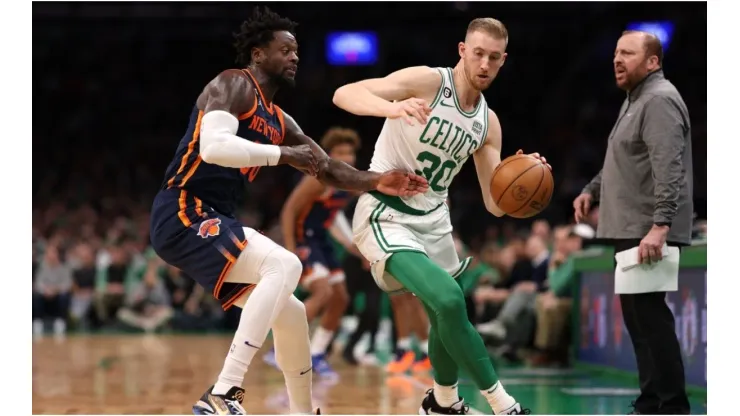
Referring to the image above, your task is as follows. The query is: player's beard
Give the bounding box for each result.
[463,62,492,92]
[275,71,296,88]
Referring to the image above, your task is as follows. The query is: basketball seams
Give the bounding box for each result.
[493,159,542,205]
[509,163,546,216]
[490,155,529,200]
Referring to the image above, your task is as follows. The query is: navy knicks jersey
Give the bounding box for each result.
[160,69,285,216]
[150,69,286,311]
[296,187,351,243]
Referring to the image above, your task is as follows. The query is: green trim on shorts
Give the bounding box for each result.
[369,203,424,254]
[368,191,445,216]
[450,256,473,279]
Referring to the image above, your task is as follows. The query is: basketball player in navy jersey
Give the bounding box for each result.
[149,8,428,415]
[262,127,362,378]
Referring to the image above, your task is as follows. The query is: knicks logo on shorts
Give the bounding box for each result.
[197,218,222,239]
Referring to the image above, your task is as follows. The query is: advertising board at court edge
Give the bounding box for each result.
[577,269,707,387]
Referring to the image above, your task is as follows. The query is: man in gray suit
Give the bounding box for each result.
[573,31,693,415]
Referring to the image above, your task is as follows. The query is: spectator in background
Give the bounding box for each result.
[472,243,517,323]
[457,238,500,325]
[163,263,223,331]
[477,235,550,359]
[68,242,97,330]
[117,259,173,332]
[33,245,72,337]
[95,242,129,325]
[529,225,587,366]
[531,219,551,243]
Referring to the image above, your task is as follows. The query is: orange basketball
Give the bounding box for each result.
[490,154,553,218]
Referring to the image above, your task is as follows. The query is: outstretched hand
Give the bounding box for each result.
[376,170,429,197]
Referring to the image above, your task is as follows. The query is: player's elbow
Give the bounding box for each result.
[332,86,351,109]
[199,142,217,164]
[486,201,506,217]
[200,142,235,167]
[489,208,506,218]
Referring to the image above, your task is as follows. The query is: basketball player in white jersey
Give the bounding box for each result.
[333,18,549,415]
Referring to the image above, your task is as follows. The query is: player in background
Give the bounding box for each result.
[263,127,363,378]
[150,7,428,415]
[387,293,432,374]
[333,17,549,415]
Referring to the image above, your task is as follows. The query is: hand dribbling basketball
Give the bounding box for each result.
[491,150,554,218]
[515,149,551,171]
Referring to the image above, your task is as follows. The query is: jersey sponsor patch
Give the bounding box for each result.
[472,120,483,136]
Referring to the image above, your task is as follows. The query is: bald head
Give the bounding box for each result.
[622,30,664,66]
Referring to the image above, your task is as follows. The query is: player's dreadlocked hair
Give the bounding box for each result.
[234,7,298,67]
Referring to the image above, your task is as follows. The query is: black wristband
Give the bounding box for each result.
[655,222,671,228]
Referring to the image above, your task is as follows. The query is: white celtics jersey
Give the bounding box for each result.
[369,67,489,213]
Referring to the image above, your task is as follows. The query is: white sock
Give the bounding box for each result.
[273,296,314,414]
[310,326,335,356]
[213,337,261,395]
[419,338,429,355]
[482,381,516,414]
[283,367,313,413]
[433,381,459,407]
[397,337,412,351]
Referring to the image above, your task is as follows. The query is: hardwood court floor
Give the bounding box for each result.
[32,334,708,415]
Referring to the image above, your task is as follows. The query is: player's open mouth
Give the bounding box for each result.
[286,67,297,76]
[477,75,489,80]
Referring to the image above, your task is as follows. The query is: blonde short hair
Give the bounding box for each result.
[467,18,509,46]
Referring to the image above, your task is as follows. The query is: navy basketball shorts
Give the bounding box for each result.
[295,238,345,289]
[150,188,277,310]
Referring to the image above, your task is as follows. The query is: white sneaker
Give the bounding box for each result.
[53,318,66,338]
[33,319,44,338]
[357,353,379,366]
[476,320,506,339]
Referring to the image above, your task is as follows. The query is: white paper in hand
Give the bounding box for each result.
[614,245,680,294]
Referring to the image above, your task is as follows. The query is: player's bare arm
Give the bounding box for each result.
[280,175,327,253]
[473,110,507,217]
[281,111,430,196]
[474,110,551,217]
[196,70,318,174]
[332,66,441,125]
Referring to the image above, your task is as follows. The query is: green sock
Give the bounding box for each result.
[420,301,458,386]
[386,251,499,389]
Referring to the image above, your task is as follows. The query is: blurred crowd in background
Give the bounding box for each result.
[32,2,706,366]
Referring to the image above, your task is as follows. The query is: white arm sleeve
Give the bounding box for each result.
[199,110,281,168]
[329,211,353,243]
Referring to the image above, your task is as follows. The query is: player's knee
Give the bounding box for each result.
[275,295,307,329]
[309,279,334,304]
[264,248,303,292]
[435,291,467,321]
[332,285,350,309]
